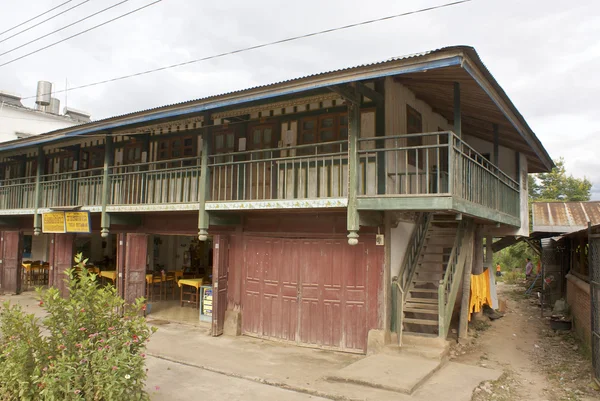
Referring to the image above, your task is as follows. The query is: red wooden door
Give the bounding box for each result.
[212,235,229,336]
[124,233,147,304]
[0,231,22,294]
[53,234,74,297]
[242,236,373,353]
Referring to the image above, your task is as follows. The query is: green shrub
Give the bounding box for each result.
[502,270,525,285]
[0,253,156,401]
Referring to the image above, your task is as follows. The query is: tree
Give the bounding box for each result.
[529,158,592,202]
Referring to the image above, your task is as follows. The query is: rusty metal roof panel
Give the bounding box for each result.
[532,201,600,233]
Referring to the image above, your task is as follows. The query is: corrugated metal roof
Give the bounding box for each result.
[0,45,554,172]
[532,201,600,233]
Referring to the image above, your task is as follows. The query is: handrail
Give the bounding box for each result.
[438,219,473,338]
[394,280,405,346]
[398,213,432,300]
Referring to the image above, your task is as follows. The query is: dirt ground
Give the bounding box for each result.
[448,283,599,401]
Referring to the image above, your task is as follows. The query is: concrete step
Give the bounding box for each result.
[404,318,438,326]
[404,307,439,314]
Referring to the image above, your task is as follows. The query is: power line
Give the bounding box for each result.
[21,0,472,101]
[0,0,132,57]
[0,0,162,68]
[0,0,74,37]
[0,0,93,45]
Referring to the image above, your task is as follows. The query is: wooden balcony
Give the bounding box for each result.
[0,132,521,225]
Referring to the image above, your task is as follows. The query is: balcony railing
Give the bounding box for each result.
[109,156,201,205]
[357,132,520,218]
[0,177,36,209]
[209,141,349,202]
[0,132,521,220]
[40,168,104,208]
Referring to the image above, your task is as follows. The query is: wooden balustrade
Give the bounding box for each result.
[0,132,521,220]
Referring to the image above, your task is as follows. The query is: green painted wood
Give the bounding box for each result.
[32,146,44,234]
[208,212,241,226]
[452,197,520,227]
[454,82,461,138]
[100,137,113,235]
[355,82,383,105]
[347,99,360,240]
[198,118,212,237]
[357,196,453,211]
[375,79,386,195]
[109,213,142,226]
[493,124,499,167]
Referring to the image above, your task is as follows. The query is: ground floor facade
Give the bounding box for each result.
[0,210,386,354]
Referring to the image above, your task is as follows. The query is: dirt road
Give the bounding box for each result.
[450,283,598,401]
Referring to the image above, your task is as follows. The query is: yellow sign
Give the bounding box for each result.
[65,212,91,233]
[42,212,66,233]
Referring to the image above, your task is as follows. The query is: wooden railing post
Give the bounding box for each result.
[33,146,44,236]
[198,117,212,241]
[100,136,113,238]
[447,133,454,196]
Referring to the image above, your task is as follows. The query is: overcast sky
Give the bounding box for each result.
[0,0,598,197]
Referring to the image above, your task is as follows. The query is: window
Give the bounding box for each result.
[157,136,196,166]
[46,152,75,174]
[213,129,235,163]
[80,147,105,170]
[299,113,348,155]
[406,105,423,167]
[124,143,143,165]
[250,124,275,159]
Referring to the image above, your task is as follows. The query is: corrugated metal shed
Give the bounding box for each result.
[532,201,600,233]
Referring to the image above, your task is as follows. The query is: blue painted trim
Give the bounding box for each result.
[0,56,462,152]
[462,62,546,166]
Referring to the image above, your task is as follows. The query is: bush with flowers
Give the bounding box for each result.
[0,253,156,400]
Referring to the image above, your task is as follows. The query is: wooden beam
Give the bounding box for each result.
[357,196,453,211]
[375,79,386,195]
[109,213,142,226]
[208,212,241,226]
[329,84,360,105]
[359,211,383,227]
[355,82,383,105]
[458,221,475,340]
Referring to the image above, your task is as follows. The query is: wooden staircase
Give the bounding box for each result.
[402,217,462,337]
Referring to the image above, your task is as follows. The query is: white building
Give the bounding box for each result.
[0,81,90,143]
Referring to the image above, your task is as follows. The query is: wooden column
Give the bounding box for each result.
[33,146,44,236]
[198,116,212,241]
[100,136,114,238]
[116,233,127,299]
[472,225,484,275]
[458,226,475,340]
[0,231,22,295]
[347,98,360,245]
[485,235,493,270]
[382,212,392,335]
[453,82,461,138]
[375,79,386,195]
[493,124,499,167]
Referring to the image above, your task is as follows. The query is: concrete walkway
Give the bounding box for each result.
[1,292,501,401]
[146,319,501,401]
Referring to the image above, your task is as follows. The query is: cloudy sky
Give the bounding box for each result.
[0,0,598,196]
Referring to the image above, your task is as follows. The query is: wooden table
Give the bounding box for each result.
[178,278,204,308]
[99,270,117,285]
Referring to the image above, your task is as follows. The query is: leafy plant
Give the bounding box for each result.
[0,253,156,400]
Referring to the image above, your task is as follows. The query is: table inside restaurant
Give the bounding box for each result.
[178,278,204,309]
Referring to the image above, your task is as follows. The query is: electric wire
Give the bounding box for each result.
[0,0,163,68]
[0,0,134,57]
[0,0,93,45]
[20,0,472,101]
[0,0,74,37]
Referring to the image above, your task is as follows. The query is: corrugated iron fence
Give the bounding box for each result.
[588,230,600,385]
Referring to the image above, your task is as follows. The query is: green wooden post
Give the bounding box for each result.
[347,98,360,245]
[453,82,461,139]
[100,136,113,238]
[375,79,386,195]
[33,146,44,236]
[198,117,212,241]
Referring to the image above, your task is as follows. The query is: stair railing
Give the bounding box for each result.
[399,213,433,301]
[437,219,474,338]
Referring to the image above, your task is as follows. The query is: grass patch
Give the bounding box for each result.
[501,270,525,284]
